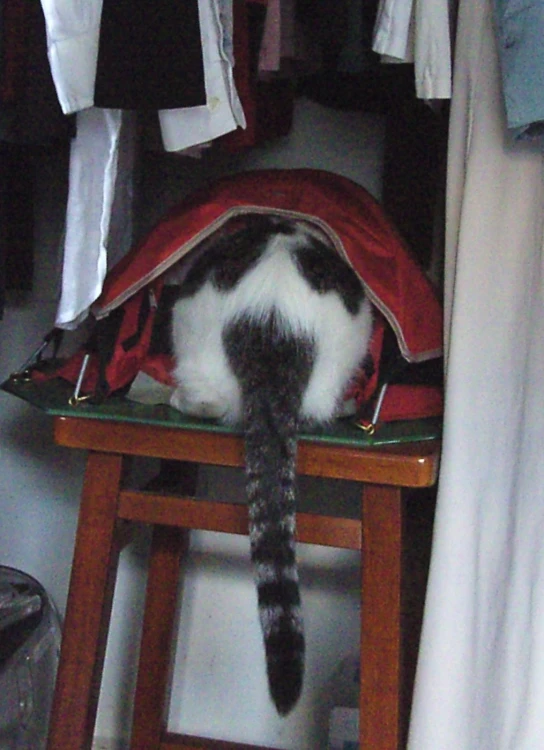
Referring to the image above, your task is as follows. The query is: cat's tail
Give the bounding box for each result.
[224,315,315,715]
[244,387,305,716]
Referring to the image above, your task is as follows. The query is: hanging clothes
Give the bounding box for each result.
[54,108,135,329]
[38,0,104,114]
[94,0,206,110]
[494,0,544,140]
[1,0,74,143]
[0,144,34,317]
[372,0,452,99]
[157,0,245,153]
[294,0,383,113]
[39,0,246,328]
[258,0,283,73]
[408,0,544,748]
[219,0,293,152]
[0,0,74,319]
[39,0,244,152]
[372,0,414,62]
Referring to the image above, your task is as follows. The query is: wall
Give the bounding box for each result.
[0,98,385,749]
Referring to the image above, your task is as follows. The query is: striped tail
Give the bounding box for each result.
[224,315,315,715]
[245,388,305,715]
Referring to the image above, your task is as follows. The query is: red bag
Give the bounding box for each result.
[30,169,443,425]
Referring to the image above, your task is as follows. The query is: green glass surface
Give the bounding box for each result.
[2,376,441,448]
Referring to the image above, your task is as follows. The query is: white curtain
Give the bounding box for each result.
[408,0,544,748]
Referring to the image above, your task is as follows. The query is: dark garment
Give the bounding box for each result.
[0,149,5,317]
[0,0,74,144]
[94,0,206,110]
[0,143,34,318]
[0,0,29,104]
[0,1,74,318]
[219,0,294,152]
[299,62,448,272]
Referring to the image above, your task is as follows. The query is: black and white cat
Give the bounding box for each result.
[169,215,373,715]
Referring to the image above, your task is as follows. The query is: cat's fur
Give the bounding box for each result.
[170,215,373,714]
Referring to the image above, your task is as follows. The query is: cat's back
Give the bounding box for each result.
[222,226,333,328]
[218,220,367,335]
[172,216,373,342]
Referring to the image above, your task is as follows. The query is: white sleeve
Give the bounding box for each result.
[158,0,245,152]
[413,0,452,100]
[373,0,452,99]
[39,0,103,114]
[55,109,135,329]
[372,0,414,61]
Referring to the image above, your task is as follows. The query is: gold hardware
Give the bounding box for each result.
[69,354,91,406]
[356,421,376,436]
[68,393,92,407]
[9,369,34,384]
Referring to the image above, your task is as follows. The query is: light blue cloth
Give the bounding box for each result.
[494,0,544,139]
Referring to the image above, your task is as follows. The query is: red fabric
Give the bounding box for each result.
[140,353,176,386]
[34,280,165,397]
[95,169,443,364]
[376,384,443,423]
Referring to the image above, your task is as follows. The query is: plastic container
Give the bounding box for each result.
[0,566,61,750]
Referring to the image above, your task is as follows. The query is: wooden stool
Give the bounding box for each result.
[44,411,440,750]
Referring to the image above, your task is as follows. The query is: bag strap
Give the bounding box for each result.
[9,327,64,383]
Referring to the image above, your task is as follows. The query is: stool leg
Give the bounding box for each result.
[47,451,125,750]
[360,484,403,750]
[131,461,199,750]
[130,525,190,749]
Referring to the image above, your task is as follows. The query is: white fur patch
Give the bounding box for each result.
[170,227,373,424]
[170,281,243,422]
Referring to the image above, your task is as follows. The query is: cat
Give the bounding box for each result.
[169,214,373,715]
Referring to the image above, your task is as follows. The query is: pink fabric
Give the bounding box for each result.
[259,0,281,71]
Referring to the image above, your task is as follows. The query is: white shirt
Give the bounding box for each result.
[39,0,104,114]
[372,0,452,100]
[54,108,134,329]
[40,0,245,328]
[39,0,244,150]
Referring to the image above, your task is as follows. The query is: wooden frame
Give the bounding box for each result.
[46,415,439,750]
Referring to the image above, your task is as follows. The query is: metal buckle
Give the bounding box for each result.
[355,383,388,436]
[68,354,91,407]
